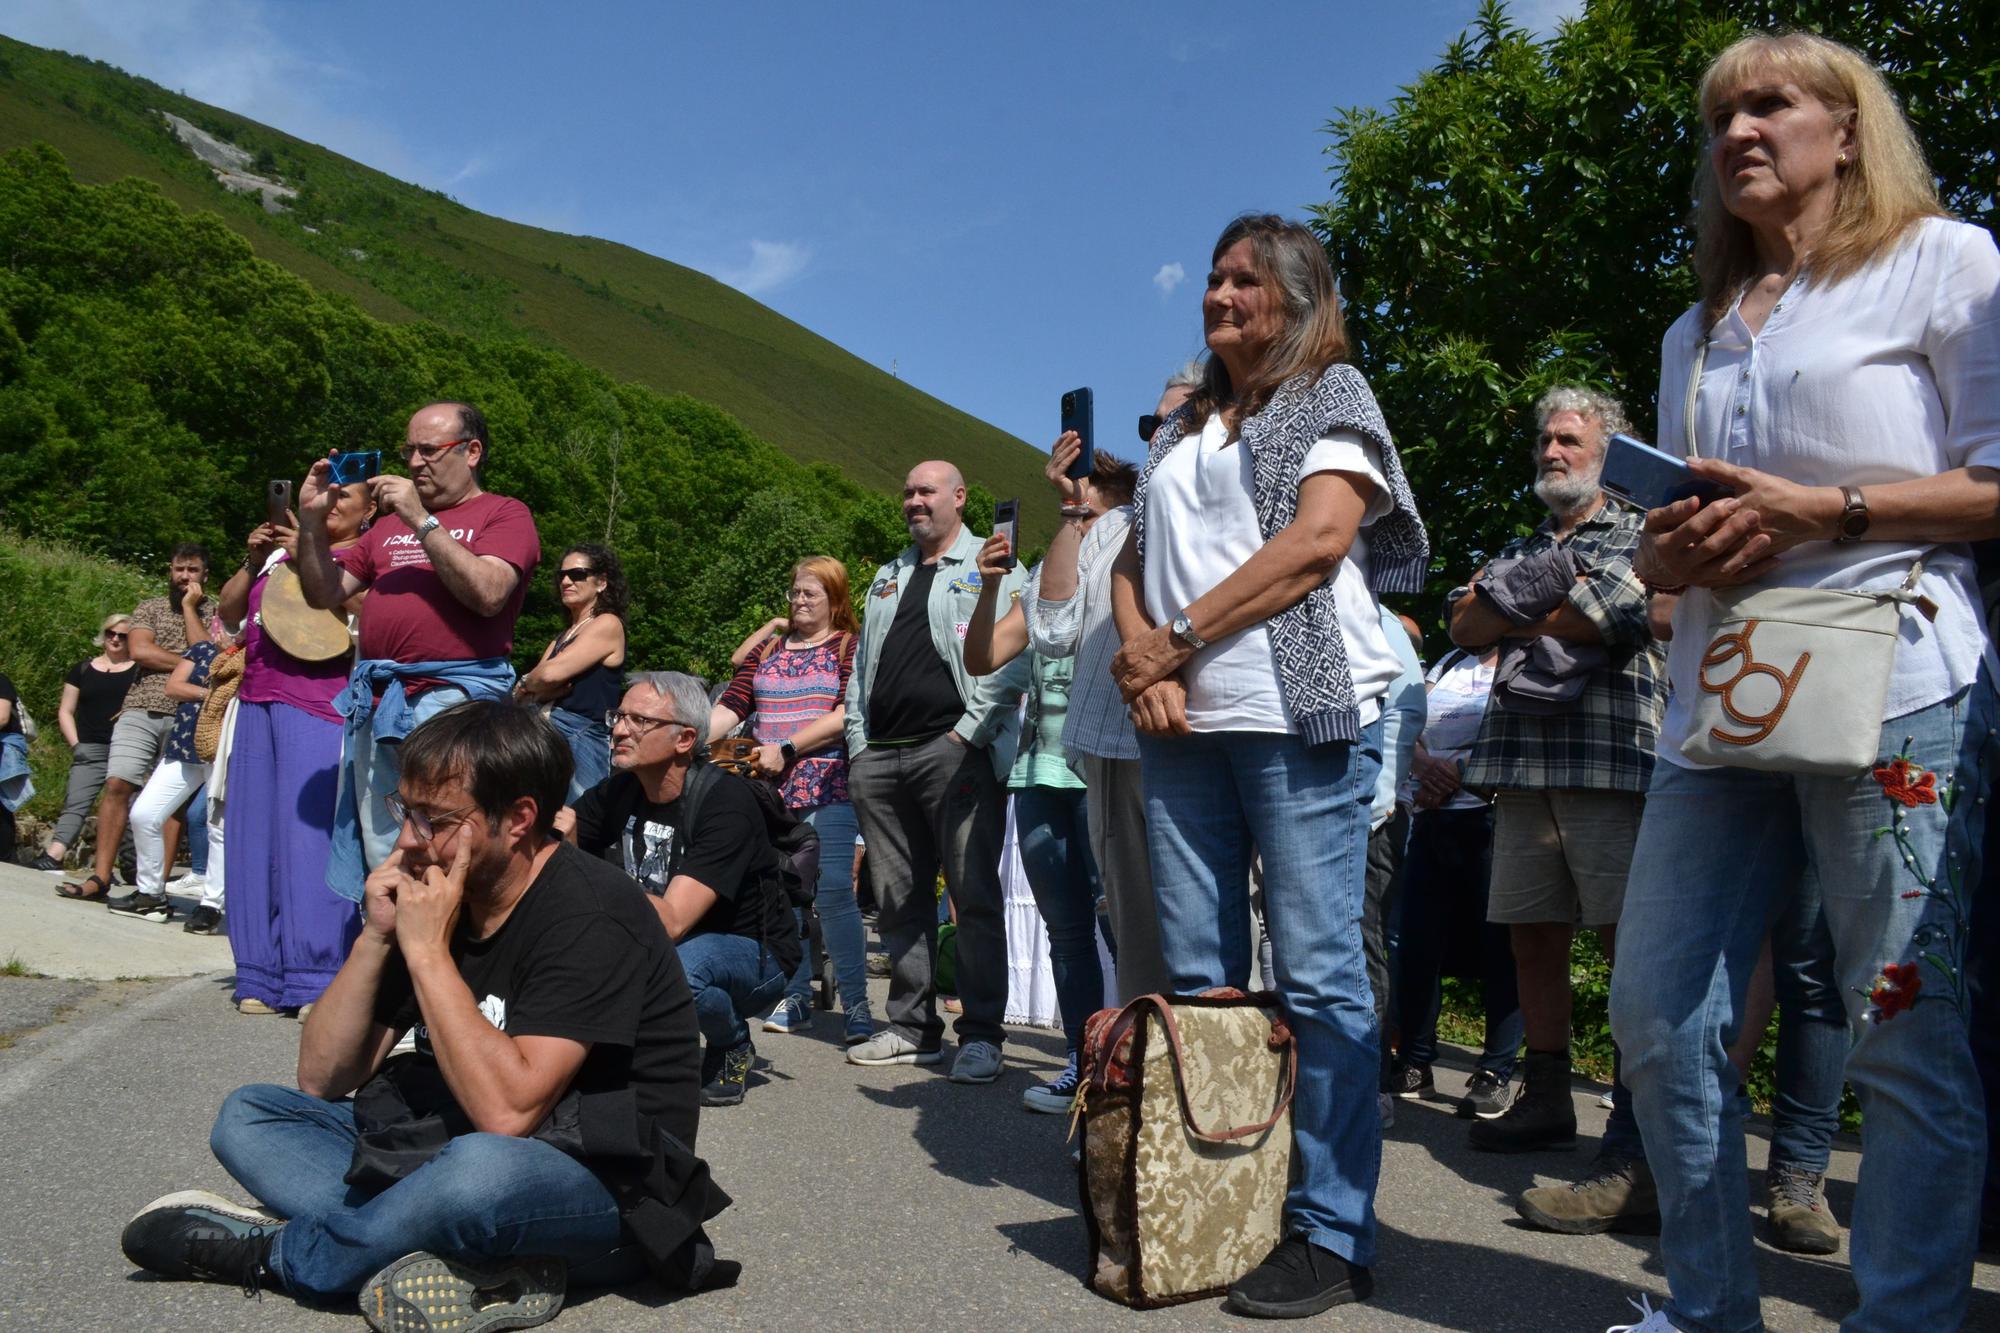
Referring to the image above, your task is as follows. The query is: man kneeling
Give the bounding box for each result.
[122,701,728,1330]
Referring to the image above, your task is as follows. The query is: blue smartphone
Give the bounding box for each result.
[1601,433,1733,510]
[1060,387,1095,480]
[327,450,381,487]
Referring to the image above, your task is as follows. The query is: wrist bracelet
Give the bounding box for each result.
[1059,504,1093,519]
[1640,578,1687,596]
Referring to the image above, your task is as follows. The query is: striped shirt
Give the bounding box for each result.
[1026,505,1138,762]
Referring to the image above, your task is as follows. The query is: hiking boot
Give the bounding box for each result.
[1021,1052,1079,1114]
[1469,1049,1577,1152]
[847,1030,942,1067]
[761,995,810,1034]
[950,1039,1003,1084]
[1764,1162,1840,1255]
[183,905,224,935]
[842,1004,875,1047]
[121,1190,281,1290]
[1457,1069,1515,1120]
[108,892,174,923]
[1517,1156,1660,1235]
[1388,1060,1434,1100]
[1225,1235,1373,1318]
[700,1040,755,1106]
[358,1251,565,1333]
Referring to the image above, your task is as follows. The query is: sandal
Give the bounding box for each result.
[56,874,110,902]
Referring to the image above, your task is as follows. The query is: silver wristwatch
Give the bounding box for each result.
[414,514,442,541]
[1170,610,1207,650]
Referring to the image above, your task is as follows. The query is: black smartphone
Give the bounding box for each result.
[1600,433,1734,511]
[327,450,381,487]
[266,479,292,527]
[1060,387,1095,480]
[993,498,1019,571]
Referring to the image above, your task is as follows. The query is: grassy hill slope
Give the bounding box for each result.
[0,35,1051,527]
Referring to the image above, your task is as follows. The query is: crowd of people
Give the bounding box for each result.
[0,27,1986,1333]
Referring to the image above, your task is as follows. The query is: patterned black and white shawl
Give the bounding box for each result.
[1132,362,1429,746]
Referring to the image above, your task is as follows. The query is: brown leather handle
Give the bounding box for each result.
[1091,993,1297,1144]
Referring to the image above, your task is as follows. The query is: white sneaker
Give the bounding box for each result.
[847,1030,943,1067]
[950,1040,1003,1084]
[1605,1293,1676,1332]
[164,872,206,895]
[1598,1089,1616,1110]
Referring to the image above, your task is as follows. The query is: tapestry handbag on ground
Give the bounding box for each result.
[193,645,245,763]
[1675,336,1932,776]
[1076,989,1297,1308]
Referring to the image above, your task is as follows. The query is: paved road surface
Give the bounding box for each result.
[1,862,1995,1331]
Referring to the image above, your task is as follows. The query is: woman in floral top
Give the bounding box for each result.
[709,556,870,1043]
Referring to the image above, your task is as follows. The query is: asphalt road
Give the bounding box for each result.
[1,868,1995,1330]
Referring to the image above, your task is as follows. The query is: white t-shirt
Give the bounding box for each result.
[1141,414,1403,734]
[1655,216,2000,762]
[1406,649,1495,811]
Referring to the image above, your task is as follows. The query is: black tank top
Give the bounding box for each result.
[548,618,624,725]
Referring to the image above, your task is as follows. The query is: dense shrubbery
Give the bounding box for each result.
[0,145,989,699]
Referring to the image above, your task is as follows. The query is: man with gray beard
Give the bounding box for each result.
[1443,387,1667,1237]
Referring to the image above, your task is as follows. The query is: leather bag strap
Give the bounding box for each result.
[1095,993,1298,1144]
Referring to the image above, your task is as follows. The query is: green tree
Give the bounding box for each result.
[1315,0,2000,614]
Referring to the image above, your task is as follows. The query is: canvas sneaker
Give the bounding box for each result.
[950,1040,1003,1085]
[358,1251,565,1333]
[121,1190,281,1291]
[847,1031,943,1067]
[761,995,810,1034]
[1021,1052,1080,1114]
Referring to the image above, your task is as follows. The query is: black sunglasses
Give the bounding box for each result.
[557,567,598,583]
[1138,414,1161,442]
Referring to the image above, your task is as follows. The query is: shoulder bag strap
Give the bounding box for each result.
[1105,994,1298,1143]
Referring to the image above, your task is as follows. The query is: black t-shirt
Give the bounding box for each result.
[866,561,964,742]
[65,660,136,745]
[370,841,703,1149]
[0,674,21,738]
[570,767,795,963]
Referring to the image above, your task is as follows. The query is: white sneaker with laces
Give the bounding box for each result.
[165,872,206,895]
[1605,1293,1676,1332]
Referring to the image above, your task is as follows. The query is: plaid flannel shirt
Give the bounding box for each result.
[1461,503,1666,794]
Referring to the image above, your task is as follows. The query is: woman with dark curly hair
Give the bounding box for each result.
[518,543,629,800]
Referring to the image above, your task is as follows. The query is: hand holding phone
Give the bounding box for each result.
[327,450,382,488]
[993,499,1019,571]
[266,479,293,528]
[1060,388,1095,481]
[1601,433,1734,511]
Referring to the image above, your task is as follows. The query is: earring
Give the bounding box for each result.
[1837,153,1849,166]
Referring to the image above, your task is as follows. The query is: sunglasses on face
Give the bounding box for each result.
[104,632,128,642]
[1138,414,1162,441]
[557,567,598,583]
[398,438,471,465]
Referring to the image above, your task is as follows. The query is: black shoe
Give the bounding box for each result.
[29,852,62,872]
[1225,1236,1373,1319]
[1468,1049,1577,1152]
[1387,1061,1433,1100]
[108,891,174,922]
[121,1190,280,1291]
[700,1039,755,1107]
[1457,1069,1515,1120]
[359,1251,565,1333]
[183,905,224,935]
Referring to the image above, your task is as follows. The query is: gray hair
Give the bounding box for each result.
[1534,385,1631,449]
[1164,359,1204,395]
[624,670,712,761]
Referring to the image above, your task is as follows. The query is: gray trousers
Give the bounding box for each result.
[51,741,111,849]
[1079,754,1170,1002]
[849,732,1009,1048]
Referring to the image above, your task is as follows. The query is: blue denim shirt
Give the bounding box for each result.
[0,731,33,813]
[325,656,517,901]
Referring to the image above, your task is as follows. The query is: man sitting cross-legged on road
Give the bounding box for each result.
[121,700,736,1332]
[562,671,803,1109]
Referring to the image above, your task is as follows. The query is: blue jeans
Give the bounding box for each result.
[1395,806,1522,1079]
[677,931,788,1051]
[1013,784,1104,1054]
[1611,685,1994,1333]
[186,785,209,875]
[782,802,868,1015]
[1765,868,1846,1174]
[548,706,611,804]
[1139,723,1384,1268]
[210,1083,635,1299]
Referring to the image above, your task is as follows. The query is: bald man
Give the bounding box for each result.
[844,461,1030,1084]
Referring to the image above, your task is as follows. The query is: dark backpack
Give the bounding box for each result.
[679,761,821,909]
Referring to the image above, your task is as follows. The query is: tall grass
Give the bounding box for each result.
[0,530,154,821]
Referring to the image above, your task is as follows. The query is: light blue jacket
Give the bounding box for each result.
[325,656,517,901]
[844,523,1031,779]
[1371,604,1427,830]
[0,732,34,813]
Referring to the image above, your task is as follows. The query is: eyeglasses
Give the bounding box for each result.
[384,791,479,842]
[557,567,598,583]
[1138,414,1162,442]
[787,588,825,601]
[605,709,693,737]
[398,438,472,465]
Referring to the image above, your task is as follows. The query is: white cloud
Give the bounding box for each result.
[1511,0,1584,36]
[718,239,811,297]
[1152,261,1185,297]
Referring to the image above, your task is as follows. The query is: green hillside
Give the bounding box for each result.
[0,34,1051,530]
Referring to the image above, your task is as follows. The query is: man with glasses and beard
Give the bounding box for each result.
[294,401,541,898]
[1444,386,1666,1236]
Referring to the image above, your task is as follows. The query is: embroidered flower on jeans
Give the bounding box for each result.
[1872,756,1938,808]
[1866,962,1922,1022]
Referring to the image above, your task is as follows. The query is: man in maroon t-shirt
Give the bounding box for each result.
[295,401,542,872]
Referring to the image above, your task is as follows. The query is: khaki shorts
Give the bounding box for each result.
[1486,789,1644,928]
[105,709,174,787]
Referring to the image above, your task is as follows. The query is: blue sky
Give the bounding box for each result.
[6,0,1577,467]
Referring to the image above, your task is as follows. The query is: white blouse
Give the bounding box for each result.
[1141,414,1403,734]
[1655,216,2000,760]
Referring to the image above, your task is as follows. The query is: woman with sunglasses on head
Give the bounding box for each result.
[517,544,629,802]
[32,615,138,872]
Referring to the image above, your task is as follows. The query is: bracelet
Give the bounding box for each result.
[1640,578,1687,596]
[1058,504,1094,519]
